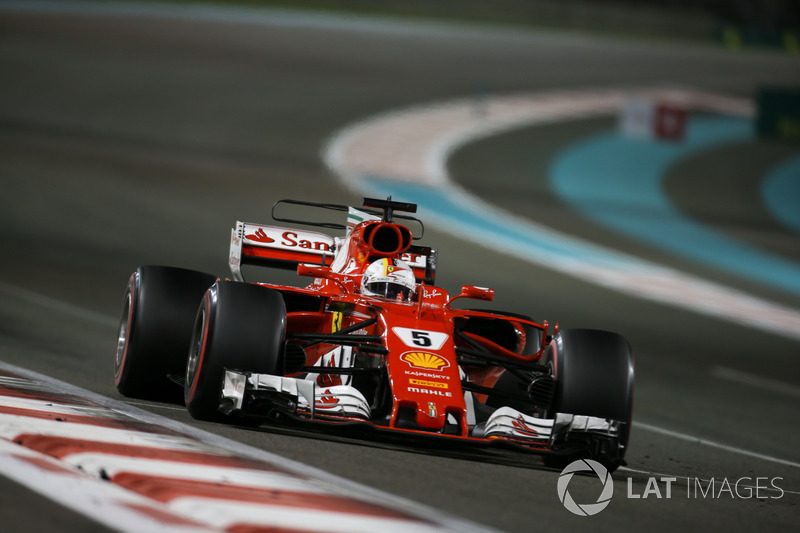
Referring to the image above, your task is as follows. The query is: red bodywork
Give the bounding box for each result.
[230,204,555,442]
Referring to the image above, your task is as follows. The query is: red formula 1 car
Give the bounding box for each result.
[114,198,634,470]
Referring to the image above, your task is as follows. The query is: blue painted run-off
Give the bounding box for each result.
[359,179,646,272]
[550,116,800,296]
[355,115,800,298]
[763,155,800,236]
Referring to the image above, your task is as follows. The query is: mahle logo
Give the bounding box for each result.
[557,459,614,516]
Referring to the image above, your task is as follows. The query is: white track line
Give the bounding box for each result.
[634,421,800,470]
[711,366,800,399]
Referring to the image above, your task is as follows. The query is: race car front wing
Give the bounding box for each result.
[220,369,625,462]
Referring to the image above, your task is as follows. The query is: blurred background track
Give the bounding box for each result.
[131,0,800,51]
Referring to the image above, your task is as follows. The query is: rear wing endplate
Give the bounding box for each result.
[229,221,334,282]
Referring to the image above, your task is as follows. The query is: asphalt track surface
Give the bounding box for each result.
[1,2,799,531]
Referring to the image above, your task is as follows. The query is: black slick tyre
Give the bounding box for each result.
[184,281,286,421]
[114,265,216,401]
[544,328,634,471]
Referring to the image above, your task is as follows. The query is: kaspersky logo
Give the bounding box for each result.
[557,459,614,516]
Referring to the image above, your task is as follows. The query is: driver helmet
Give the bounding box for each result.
[361,258,416,301]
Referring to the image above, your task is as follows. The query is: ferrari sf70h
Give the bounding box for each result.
[115,198,634,470]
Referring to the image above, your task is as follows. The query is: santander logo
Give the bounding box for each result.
[246,227,275,243]
[244,225,333,253]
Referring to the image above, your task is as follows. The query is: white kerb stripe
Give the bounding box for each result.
[0,414,222,453]
[63,453,327,493]
[169,498,448,533]
[0,440,215,533]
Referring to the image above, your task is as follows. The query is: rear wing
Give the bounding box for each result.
[400,246,438,286]
[229,220,437,285]
[229,222,334,282]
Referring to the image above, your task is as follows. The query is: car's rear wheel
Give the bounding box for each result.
[544,328,634,471]
[184,281,286,421]
[114,266,216,401]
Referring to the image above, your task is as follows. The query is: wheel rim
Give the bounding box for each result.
[185,307,206,390]
[114,292,132,378]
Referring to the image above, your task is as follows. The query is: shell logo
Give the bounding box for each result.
[400,351,449,371]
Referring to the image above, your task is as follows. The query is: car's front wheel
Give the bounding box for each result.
[184,281,286,421]
[544,328,634,471]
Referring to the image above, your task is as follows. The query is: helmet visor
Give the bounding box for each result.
[365,281,412,301]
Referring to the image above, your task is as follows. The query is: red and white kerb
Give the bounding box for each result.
[0,368,469,533]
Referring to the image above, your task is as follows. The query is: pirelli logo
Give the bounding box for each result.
[409,379,448,389]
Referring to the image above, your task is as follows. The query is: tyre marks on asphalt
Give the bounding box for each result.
[0,365,480,533]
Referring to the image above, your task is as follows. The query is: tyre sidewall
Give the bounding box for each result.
[185,281,286,420]
[113,271,139,393]
[549,328,634,445]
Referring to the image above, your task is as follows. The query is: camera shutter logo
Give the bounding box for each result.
[557,459,614,516]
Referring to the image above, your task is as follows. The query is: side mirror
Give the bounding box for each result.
[448,285,494,306]
[460,285,494,301]
[297,263,331,279]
